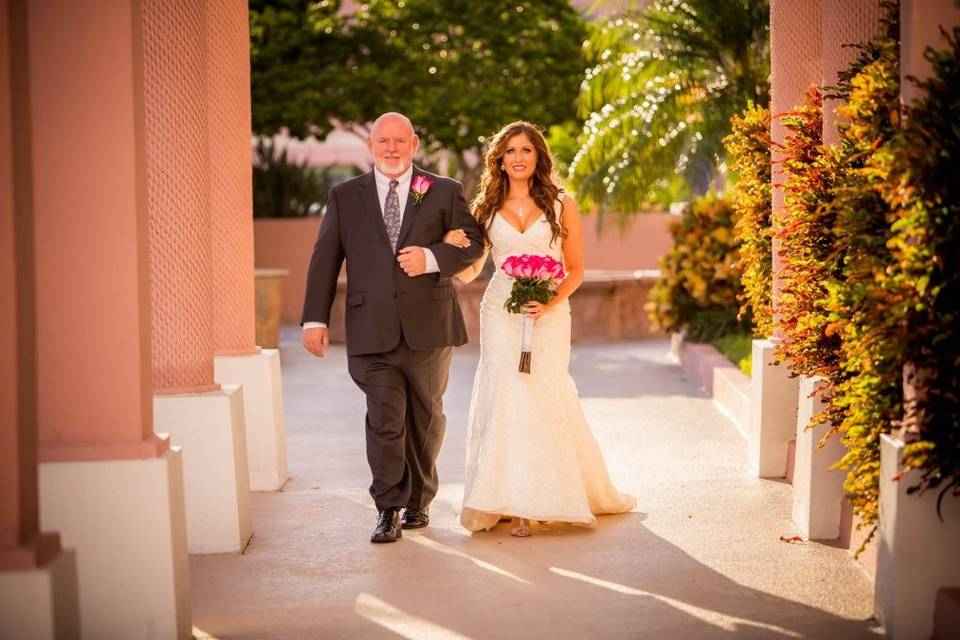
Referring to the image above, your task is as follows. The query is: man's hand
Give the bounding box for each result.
[397,246,427,277]
[303,326,330,358]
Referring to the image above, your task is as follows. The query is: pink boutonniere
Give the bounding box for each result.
[411,175,432,205]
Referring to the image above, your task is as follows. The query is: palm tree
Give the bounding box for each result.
[569,0,769,217]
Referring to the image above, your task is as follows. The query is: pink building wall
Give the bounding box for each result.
[254,218,321,325]
[578,212,673,272]
[900,0,960,104]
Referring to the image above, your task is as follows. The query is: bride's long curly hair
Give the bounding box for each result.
[471,121,566,247]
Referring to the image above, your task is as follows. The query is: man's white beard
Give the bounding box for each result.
[377,158,408,175]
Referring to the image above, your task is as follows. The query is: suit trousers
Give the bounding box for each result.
[347,337,452,512]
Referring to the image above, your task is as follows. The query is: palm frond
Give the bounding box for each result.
[570,0,769,217]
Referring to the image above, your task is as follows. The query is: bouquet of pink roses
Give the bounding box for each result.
[500,254,566,373]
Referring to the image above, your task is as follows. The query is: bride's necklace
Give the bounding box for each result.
[508,196,533,221]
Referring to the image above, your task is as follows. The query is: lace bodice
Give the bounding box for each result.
[487,210,565,277]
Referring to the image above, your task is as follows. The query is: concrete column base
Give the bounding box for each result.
[876,434,960,639]
[792,375,846,539]
[39,449,191,639]
[214,349,288,491]
[748,338,800,477]
[154,385,252,553]
[0,550,80,640]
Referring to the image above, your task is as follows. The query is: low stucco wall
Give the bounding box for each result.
[254,212,674,325]
[323,271,663,345]
[253,217,322,325]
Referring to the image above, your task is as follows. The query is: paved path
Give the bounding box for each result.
[191,328,881,639]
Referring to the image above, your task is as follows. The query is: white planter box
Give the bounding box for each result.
[876,434,960,639]
[791,376,846,539]
[748,338,800,478]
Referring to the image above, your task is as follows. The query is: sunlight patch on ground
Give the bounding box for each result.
[339,491,378,512]
[354,592,474,640]
[425,484,472,537]
[550,567,803,637]
[405,533,532,584]
[192,627,222,639]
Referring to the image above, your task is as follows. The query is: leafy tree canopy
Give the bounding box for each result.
[250,0,588,192]
[250,0,373,140]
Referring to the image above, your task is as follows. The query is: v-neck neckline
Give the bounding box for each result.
[495,209,543,235]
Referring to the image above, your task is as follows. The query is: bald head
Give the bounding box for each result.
[371,112,415,138]
[367,112,420,179]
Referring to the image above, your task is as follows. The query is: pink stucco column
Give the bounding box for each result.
[821,0,884,144]
[29,0,169,462]
[206,0,258,356]
[142,0,222,394]
[900,0,960,105]
[770,0,822,330]
[0,0,60,570]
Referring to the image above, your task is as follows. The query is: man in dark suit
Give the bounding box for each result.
[301,112,484,543]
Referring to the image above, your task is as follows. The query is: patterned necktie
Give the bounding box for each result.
[384,179,401,252]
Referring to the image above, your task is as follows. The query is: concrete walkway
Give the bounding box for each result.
[190,328,881,639]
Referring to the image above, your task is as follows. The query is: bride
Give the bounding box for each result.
[443,121,635,537]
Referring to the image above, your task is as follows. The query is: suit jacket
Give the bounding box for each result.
[301,166,485,356]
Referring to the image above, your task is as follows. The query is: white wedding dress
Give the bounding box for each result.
[459,206,636,532]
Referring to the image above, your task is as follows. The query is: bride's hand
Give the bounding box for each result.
[443,228,470,248]
[524,301,550,321]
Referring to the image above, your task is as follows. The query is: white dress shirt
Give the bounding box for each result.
[303,165,439,330]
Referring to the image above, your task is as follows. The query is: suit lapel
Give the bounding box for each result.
[358,171,393,253]
[395,166,422,251]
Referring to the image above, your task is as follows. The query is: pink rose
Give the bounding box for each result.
[411,176,432,204]
[534,258,551,280]
[501,254,564,282]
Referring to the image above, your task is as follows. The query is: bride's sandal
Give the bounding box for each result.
[510,517,532,537]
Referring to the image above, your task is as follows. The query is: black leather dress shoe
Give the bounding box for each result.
[401,506,430,530]
[370,508,402,543]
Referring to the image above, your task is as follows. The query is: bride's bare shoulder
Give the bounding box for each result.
[560,193,578,211]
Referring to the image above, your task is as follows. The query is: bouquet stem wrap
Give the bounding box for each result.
[500,254,566,375]
[519,315,534,373]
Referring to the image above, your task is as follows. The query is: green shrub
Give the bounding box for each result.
[724,103,773,337]
[772,4,903,547]
[647,195,748,342]
[252,138,359,218]
[822,7,903,538]
[878,26,960,509]
[712,331,753,375]
[775,86,845,433]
